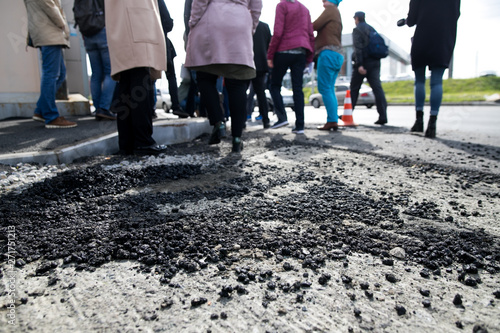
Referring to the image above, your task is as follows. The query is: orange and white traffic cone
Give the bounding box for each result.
[339,90,357,127]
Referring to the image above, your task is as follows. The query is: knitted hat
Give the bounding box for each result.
[327,0,343,5]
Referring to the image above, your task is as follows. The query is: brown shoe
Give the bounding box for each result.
[45,117,77,129]
[317,122,338,131]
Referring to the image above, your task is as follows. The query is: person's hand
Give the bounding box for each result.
[267,59,273,68]
[358,66,367,75]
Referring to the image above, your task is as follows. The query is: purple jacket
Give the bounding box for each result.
[185,0,262,70]
[267,0,315,64]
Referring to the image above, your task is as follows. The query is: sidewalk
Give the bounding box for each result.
[0,111,211,165]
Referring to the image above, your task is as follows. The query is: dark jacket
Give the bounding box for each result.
[157,0,176,60]
[407,0,461,70]
[253,21,271,72]
[352,21,376,68]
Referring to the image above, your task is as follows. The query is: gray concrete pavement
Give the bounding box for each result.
[0,104,498,165]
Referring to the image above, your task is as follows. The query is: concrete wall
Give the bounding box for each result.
[0,0,89,120]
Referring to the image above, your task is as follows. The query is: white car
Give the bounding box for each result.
[253,87,295,112]
[309,83,375,109]
[156,89,172,111]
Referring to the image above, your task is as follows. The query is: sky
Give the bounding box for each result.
[163,0,500,83]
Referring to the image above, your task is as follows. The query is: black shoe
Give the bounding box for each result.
[134,144,168,155]
[95,108,117,120]
[411,110,424,132]
[232,137,243,153]
[425,116,437,138]
[208,121,226,145]
[374,119,387,125]
[263,121,270,129]
[411,120,424,132]
[173,108,190,118]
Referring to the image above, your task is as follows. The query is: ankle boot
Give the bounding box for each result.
[425,115,437,138]
[317,122,338,131]
[411,111,424,132]
[208,121,226,145]
[232,137,243,153]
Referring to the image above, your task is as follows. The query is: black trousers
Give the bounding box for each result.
[251,71,269,125]
[350,58,388,122]
[197,71,249,138]
[111,67,156,152]
[166,56,180,110]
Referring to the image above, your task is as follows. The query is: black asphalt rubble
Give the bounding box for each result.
[0,109,499,332]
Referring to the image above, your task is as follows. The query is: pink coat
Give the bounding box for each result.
[105,0,167,80]
[185,0,262,70]
[267,0,315,64]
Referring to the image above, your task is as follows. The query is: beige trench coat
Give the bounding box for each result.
[104,0,167,80]
[23,0,70,48]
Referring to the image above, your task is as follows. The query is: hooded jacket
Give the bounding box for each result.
[104,0,167,80]
[23,0,70,48]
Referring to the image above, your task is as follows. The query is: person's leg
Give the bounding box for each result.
[225,78,248,138]
[414,66,426,112]
[246,82,255,118]
[411,66,426,132]
[349,68,364,111]
[185,71,197,116]
[365,60,387,123]
[269,53,289,125]
[426,66,446,138]
[84,34,103,111]
[98,28,116,112]
[36,46,64,123]
[289,53,306,131]
[317,50,343,124]
[429,67,446,116]
[112,71,135,152]
[55,49,66,92]
[252,71,269,126]
[197,71,224,126]
[126,67,156,148]
[166,56,181,111]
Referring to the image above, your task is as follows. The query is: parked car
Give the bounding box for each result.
[253,87,295,112]
[309,83,375,109]
[156,88,172,111]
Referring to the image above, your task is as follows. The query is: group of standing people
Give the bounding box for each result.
[23,0,460,155]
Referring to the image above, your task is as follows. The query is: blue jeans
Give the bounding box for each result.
[414,66,446,116]
[317,50,344,123]
[270,52,306,130]
[84,28,116,111]
[35,45,66,123]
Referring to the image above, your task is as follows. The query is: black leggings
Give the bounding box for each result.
[197,71,249,138]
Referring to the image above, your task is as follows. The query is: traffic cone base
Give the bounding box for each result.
[339,89,357,127]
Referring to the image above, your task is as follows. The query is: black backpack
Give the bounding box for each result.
[365,29,389,59]
[73,0,105,37]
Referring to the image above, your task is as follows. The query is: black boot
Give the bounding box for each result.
[232,137,243,153]
[208,121,226,145]
[411,110,424,132]
[425,115,437,138]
